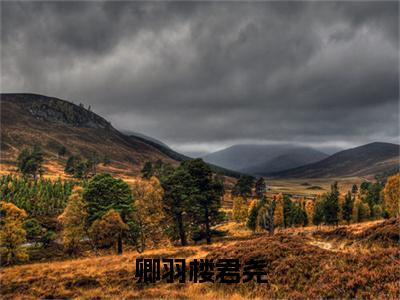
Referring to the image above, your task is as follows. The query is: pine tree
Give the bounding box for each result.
[141,161,153,179]
[161,166,192,246]
[312,197,324,227]
[232,175,254,198]
[182,159,224,244]
[257,196,276,235]
[84,173,133,254]
[352,184,358,194]
[323,182,340,226]
[247,201,258,233]
[17,145,44,179]
[255,177,266,198]
[342,191,353,224]
[283,195,292,228]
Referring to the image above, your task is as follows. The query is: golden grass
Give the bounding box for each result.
[1,220,398,299]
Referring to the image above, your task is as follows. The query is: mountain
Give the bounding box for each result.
[0,93,182,177]
[270,142,400,178]
[202,144,329,174]
[242,149,329,175]
[0,93,242,179]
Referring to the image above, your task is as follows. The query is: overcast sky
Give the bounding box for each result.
[1,1,399,155]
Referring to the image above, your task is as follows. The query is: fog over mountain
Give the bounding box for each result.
[1,1,398,152]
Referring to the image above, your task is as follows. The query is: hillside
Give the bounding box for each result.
[270,142,400,178]
[203,144,328,174]
[0,93,183,178]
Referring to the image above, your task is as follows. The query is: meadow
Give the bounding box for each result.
[1,218,398,299]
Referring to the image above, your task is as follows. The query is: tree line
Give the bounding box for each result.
[229,174,399,235]
[1,156,226,265]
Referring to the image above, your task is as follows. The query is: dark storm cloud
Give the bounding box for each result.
[1,1,399,153]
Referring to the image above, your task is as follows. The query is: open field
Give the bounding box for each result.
[266,176,370,196]
[1,219,398,299]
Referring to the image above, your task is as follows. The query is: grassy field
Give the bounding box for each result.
[266,176,370,196]
[1,219,398,299]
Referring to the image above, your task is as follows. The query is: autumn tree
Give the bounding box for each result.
[84,173,132,254]
[304,200,314,225]
[247,201,259,233]
[89,209,128,252]
[0,201,28,265]
[273,194,284,228]
[382,173,399,218]
[58,187,87,256]
[257,196,276,235]
[131,176,165,251]
[342,191,353,224]
[232,196,248,223]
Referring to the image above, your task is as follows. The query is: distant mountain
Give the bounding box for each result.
[270,142,400,178]
[202,144,329,175]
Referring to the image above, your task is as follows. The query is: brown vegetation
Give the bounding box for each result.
[1,220,398,299]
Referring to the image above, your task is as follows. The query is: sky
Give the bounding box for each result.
[1,1,399,156]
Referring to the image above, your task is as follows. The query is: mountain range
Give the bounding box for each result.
[270,142,399,178]
[202,144,330,174]
[1,93,398,179]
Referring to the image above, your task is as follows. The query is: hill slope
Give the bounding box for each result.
[0,93,183,177]
[203,144,328,174]
[270,142,400,178]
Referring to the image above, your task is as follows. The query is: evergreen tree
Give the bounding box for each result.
[141,161,153,179]
[312,198,324,227]
[351,184,358,194]
[257,196,276,235]
[232,175,254,198]
[17,145,44,179]
[58,146,67,158]
[283,195,292,228]
[22,218,42,242]
[247,202,258,233]
[161,166,193,246]
[323,182,340,226]
[182,159,224,244]
[342,191,353,224]
[255,177,266,198]
[83,173,133,254]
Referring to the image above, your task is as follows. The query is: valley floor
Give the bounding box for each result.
[1,219,399,299]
